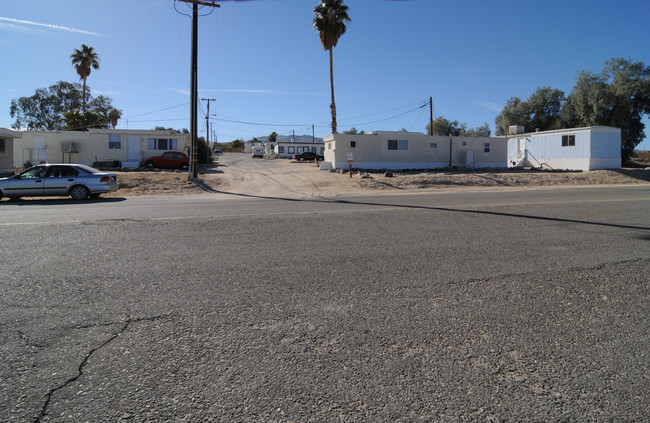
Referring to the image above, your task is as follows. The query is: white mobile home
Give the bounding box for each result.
[14,129,189,168]
[0,128,21,174]
[274,142,325,159]
[323,131,507,171]
[507,126,621,171]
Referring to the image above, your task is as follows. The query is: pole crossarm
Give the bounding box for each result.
[177,0,220,7]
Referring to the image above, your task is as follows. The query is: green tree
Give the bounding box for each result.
[70,44,100,112]
[230,139,244,150]
[495,97,531,135]
[9,81,118,131]
[313,0,351,134]
[465,122,492,137]
[562,58,650,161]
[343,127,358,134]
[527,87,565,132]
[108,108,122,129]
[153,127,189,134]
[62,109,107,131]
[268,131,278,143]
[427,117,491,137]
[197,137,211,164]
[495,87,565,135]
[426,116,467,136]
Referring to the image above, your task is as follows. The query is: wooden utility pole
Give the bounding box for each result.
[202,97,216,158]
[429,97,434,136]
[177,0,220,179]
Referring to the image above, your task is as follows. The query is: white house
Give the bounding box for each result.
[0,128,22,174]
[322,131,507,171]
[14,129,190,168]
[506,126,621,171]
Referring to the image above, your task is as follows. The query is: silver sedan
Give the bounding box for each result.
[0,164,119,200]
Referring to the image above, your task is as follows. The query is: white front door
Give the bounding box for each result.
[517,138,527,166]
[126,136,141,162]
[33,135,47,163]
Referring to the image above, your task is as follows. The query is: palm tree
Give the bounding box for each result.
[70,44,100,112]
[313,0,350,134]
[108,108,122,129]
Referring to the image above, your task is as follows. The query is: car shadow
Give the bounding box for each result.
[1,197,128,205]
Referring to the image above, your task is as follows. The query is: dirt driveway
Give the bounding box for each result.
[109,152,650,198]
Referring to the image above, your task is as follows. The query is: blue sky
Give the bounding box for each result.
[2,0,650,149]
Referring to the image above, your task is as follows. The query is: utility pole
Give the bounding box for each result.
[202,97,216,159]
[429,96,434,136]
[177,0,220,180]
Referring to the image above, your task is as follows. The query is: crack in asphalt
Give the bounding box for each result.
[16,330,48,348]
[33,313,172,423]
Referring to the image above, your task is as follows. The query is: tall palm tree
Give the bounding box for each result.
[70,44,100,112]
[313,0,350,134]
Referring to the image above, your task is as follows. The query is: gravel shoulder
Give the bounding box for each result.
[106,152,650,198]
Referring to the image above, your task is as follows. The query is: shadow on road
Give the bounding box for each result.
[201,184,650,233]
[1,197,128,206]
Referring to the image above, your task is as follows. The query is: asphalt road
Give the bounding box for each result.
[1,186,649,422]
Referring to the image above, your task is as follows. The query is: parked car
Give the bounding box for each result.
[144,151,190,170]
[0,164,119,201]
[293,152,324,161]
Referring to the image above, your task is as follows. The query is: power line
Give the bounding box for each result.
[125,103,189,120]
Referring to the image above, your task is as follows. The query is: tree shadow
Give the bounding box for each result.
[610,168,650,183]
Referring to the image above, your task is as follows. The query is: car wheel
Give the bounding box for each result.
[0,191,2,200]
[69,185,90,200]
[145,161,155,169]
[180,163,189,170]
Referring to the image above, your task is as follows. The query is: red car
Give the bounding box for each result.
[144,151,190,170]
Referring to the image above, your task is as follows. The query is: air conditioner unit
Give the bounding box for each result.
[61,141,79,153]
[508,125,525,135]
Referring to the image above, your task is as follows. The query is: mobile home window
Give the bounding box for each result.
[148,138,178,150]
[562,135,575,146]
[0,139,5,153]
[108,134,122,150]
[350,141,356,148]
[430,143,437,149]
[328,142,333,150]
[288,146,295,154]
[388,139,408,150]
[319,147,324,154]
[484,142,491,153]
[278,146,285,153]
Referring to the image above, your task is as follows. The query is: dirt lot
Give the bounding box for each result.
[105,153,650,198]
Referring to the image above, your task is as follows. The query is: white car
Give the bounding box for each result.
[0,164,119,201]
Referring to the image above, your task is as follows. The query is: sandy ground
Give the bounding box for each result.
[104,153,650,199]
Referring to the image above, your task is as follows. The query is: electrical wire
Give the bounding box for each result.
[125,103,189,120]
[173,0,217,18]
[338,100,428,122]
